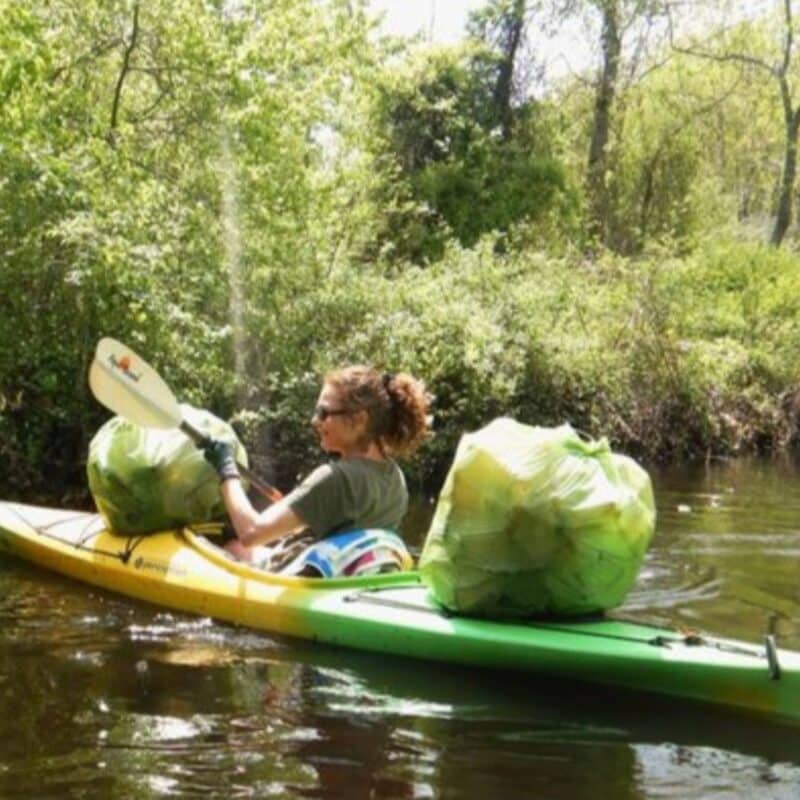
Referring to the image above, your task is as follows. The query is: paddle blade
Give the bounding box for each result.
[89,338,183,429]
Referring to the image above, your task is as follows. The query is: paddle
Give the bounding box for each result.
[88,337,282,502]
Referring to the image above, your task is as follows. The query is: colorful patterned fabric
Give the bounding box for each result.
[280,529,413,577]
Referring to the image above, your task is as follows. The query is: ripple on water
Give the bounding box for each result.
[632,743,800,800]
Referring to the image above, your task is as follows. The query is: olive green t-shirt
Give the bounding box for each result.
[285,457,408,538]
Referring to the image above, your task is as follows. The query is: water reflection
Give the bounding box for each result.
[2,458,800,797]
[640,458,800,648]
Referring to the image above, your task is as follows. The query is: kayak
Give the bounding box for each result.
[2,500,799,726]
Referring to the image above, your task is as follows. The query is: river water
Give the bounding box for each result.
[1,458,800,798]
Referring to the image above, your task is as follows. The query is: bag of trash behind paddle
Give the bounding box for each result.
[419,418,655,618]
[87,405,248,534]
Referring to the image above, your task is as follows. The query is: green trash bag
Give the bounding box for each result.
[87,405,248,534]
[419,418,656,618]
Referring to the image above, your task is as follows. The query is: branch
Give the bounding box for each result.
[128,90,169,122]
[665,2,776,77]
[624,11,673,89]
[50,38,123,85]
[109,1,140,141]
[657,74,745,147]
[780,0,793,77]
[671,43,776,77]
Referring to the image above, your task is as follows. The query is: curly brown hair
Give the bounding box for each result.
[324,365,431,458]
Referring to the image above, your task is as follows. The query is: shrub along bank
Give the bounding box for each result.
[249,235,800,495]
[2,235,800,506]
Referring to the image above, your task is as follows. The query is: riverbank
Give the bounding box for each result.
[3,236,800,506]
[235,235,800,494]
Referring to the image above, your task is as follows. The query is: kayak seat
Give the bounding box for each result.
[278,529,414,578]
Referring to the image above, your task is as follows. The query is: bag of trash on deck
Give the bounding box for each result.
[87,405,248,534]
[419,418,655,618]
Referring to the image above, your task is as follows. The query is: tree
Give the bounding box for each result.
[366,13,572,262]
[0,0,385,497]
[468,0,531,140]
[586,0,623,243]
[528,1,673,248]
[669,0,800,246]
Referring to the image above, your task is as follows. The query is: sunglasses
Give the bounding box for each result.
[313,405,350,421]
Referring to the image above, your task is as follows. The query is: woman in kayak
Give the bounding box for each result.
[202,366,430,568]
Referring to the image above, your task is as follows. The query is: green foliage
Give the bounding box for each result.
[0,0,386,500]
[553,6,794,254]
[366,43,574,261]
[214,234,800,491]
[3,0,800,507]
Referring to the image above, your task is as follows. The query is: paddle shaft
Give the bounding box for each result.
[180,420,283,503]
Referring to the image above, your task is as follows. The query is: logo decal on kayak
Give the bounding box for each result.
[133,555,186,577]
[109,353,142,383]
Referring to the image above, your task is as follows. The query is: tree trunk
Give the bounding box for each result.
[586,0,621,245]
[493,0,526,141]
[771,77,800,246]
[108,1,140,144]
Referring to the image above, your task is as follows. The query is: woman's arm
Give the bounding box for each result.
[220,478,306,547]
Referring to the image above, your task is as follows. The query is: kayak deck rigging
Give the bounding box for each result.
[1,502,149,563]
[346,583,771,663]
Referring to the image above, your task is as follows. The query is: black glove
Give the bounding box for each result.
[202,438,240,483]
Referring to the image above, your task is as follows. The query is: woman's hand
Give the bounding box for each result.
[202,438,240,482]
[224,538,254,562]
